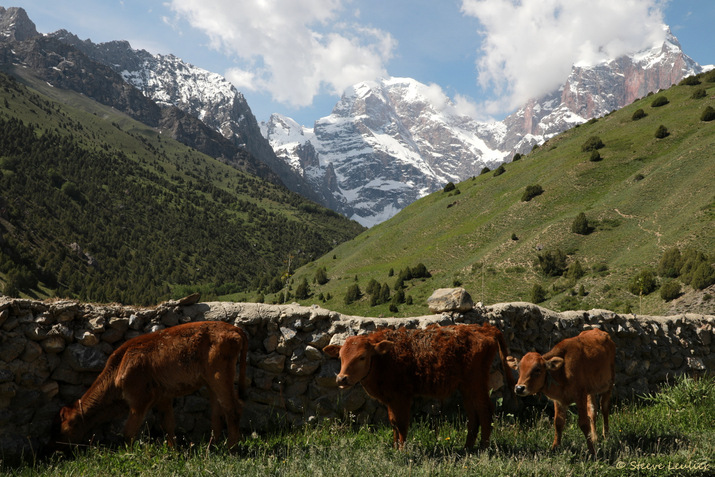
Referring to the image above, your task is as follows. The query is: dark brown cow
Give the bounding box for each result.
[506,328,615,455]
[323,322,515,449]
[50,321,247,451]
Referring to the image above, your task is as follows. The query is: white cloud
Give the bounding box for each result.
[167,0,395,108]
[418,82,484,121]
[461,0,668,114]
[452,93,481,119]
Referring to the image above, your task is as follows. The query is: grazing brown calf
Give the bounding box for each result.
[506,328,615,455]
[50,321,247,451]
[323,322,515,449]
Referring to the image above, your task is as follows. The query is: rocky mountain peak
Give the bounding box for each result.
[44,31,337,208]
[0,6,38,42]
[266,77,513,226]
[499,33,702,154]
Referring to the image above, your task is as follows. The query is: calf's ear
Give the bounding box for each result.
[374,340,395,355]
[545,356,564,371]
[59,406,73,422]
[323,344,341,358]
[506,356,519,370]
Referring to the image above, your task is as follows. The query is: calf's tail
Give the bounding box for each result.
[495,328,516,398]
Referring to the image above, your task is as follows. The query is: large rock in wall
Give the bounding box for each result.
[0,296,712,462]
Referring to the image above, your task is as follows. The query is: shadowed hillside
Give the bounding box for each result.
[0,73,364,304]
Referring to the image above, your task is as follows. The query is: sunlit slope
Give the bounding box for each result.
[282,76,714,316]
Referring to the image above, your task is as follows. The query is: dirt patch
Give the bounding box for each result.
[667,283,715,316]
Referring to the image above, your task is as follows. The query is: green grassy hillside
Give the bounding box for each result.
[0,72,364,305]
[275,75,715,316]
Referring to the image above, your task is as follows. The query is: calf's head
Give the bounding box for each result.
[323,336,394,389]
[507,352,564,396]
[47,402,85,453]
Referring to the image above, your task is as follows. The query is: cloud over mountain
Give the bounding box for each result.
[461,0,667,115]
[167,0,395,107]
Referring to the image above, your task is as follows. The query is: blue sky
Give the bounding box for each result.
[11,0,714,126]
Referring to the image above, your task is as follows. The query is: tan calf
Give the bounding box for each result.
[507,328,615,455]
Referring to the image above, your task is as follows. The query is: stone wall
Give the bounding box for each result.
[1,295,713,462]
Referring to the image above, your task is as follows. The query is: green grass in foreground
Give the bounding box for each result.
[5,376,714,476]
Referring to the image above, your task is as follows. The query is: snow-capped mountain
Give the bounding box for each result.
[264,78,509,226]
[49,30,335,208]
[501,28,702,152]
[265,30,702,226]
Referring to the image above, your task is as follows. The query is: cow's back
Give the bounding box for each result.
[115,321,245,396]
[545,329,615,396]
[366,326,497,400]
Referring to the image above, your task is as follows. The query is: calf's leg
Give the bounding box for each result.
[576,395,596,455]
[551,401,567,451]
[156,398,177,448]
[586,394,599,444]
[386,401,411,448]
[463,396,479,449]
[206,367,243,448]
[123,402,153,445]
[600,388,612,440]
[477,387,495,449]
[463,385,493,449]
[208,392,223,446]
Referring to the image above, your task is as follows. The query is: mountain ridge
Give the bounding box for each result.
[501,29,702,152]
[265,77,510,225]
[1,6,704,227]
[49,29,339,210]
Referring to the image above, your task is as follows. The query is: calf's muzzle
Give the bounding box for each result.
[336,375,351,388]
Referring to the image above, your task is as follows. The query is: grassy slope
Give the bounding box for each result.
[0,72,364,304]
[280,79,714,316]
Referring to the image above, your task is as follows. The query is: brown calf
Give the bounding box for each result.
[507,328,615,455]
[323,322,514,449]
[50,321,247,451]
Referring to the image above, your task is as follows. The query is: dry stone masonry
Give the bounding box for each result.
[1,293,712,462]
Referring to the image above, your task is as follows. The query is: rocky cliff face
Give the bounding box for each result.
[0,13,284,186]
[0,6,36,42]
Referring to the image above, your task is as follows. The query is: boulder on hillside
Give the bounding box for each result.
[427,288,474,313]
